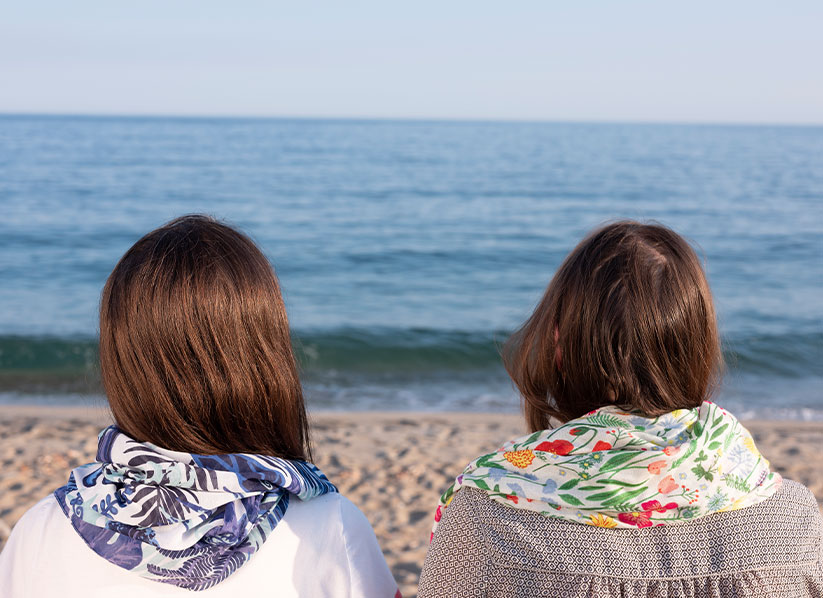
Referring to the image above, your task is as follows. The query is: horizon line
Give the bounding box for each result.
[1,110,821,129]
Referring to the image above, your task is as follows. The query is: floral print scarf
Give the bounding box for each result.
[54,426,337,591]
[432,402,781,537]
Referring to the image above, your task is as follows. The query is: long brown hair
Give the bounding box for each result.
[100,215,311,460]
[504,221,723,433]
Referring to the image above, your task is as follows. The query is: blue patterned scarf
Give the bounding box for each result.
[54,426,337,591]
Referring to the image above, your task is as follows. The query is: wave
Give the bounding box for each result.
[295,328,506,373]
[722,331,822,378]
[0,328,819,394]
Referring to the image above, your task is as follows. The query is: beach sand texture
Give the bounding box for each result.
[1,407,821,597]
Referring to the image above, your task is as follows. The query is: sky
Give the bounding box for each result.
[2,1,822,124]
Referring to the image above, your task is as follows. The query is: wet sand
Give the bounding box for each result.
[1,406,821,597]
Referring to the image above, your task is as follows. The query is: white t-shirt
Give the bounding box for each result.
[0,493,399,598]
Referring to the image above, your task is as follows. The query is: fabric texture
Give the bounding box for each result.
[433,402,780,536]
[53,426,337,591]
[1,492,401,598]
[419,482,823,598]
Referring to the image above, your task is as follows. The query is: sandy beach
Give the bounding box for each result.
[1,406,821,597]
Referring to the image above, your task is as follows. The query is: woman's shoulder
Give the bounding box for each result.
[256,492,398,597]
[422,480,822,597]
[279,492,394,570]
[775,478,822,511]
[12,493,63,523]
[283,491,377,537]
[444,477,822,533]
[436,479,821,572]
[2,491,396,598]
[0,494,74,596]
[2,494,66,551]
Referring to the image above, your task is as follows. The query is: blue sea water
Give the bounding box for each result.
[0,115,821,418]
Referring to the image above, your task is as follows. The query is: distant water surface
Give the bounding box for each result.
[0,115,821,419]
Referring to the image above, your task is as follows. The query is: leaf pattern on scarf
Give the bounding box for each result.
[432,402,781,539]
[129,485,203,527]
[54,426,337,590]
[148,543,249,591]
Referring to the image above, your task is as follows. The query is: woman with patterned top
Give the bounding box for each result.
[0,215,400,598]
[419,221,822,597]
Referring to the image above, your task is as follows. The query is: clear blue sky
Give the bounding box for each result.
[2,1,821,124]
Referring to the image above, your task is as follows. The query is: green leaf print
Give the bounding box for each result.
[476,454,506,470]
[559,493,584,506]
[599,452,639,472]
[602,487,647,507]
[585,489,622,502]
[724,475,752,493]
[600,479,645,487]
[522,430,543,445]
[473,479,490,491]
[585,414,633,429]
[578,485,606,491]
[707,441,722,450]
[670,438,698,468]
[693,422,704,437]
[691,463,714,482]
[709,423,728,441]
[441,485,455,503]
[559,478,580,490]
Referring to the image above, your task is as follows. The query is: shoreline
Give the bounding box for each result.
[5,403,823,430]
[2,406,822,596]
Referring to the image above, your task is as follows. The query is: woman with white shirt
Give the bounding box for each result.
[0,215,400,598]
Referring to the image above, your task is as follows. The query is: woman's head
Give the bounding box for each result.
[505,221,722,432]
[100,215,310,460]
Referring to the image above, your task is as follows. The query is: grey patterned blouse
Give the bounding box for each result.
[418,480,823,597]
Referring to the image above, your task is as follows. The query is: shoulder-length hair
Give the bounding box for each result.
[504,221,723,433]
[100,215,311,460]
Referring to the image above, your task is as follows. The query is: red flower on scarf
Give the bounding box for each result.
[617,511,653,528]
[640,500,678,513]
[434,505,443,522]
[618,499,678,527]
[592,441,612,452]
[534,440,574,455]
[506,494,519,504]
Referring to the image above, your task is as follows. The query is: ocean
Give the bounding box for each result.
[0,115,821,419]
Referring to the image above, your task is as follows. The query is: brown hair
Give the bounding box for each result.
[100,215,311,460]
[504,221,723,432]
